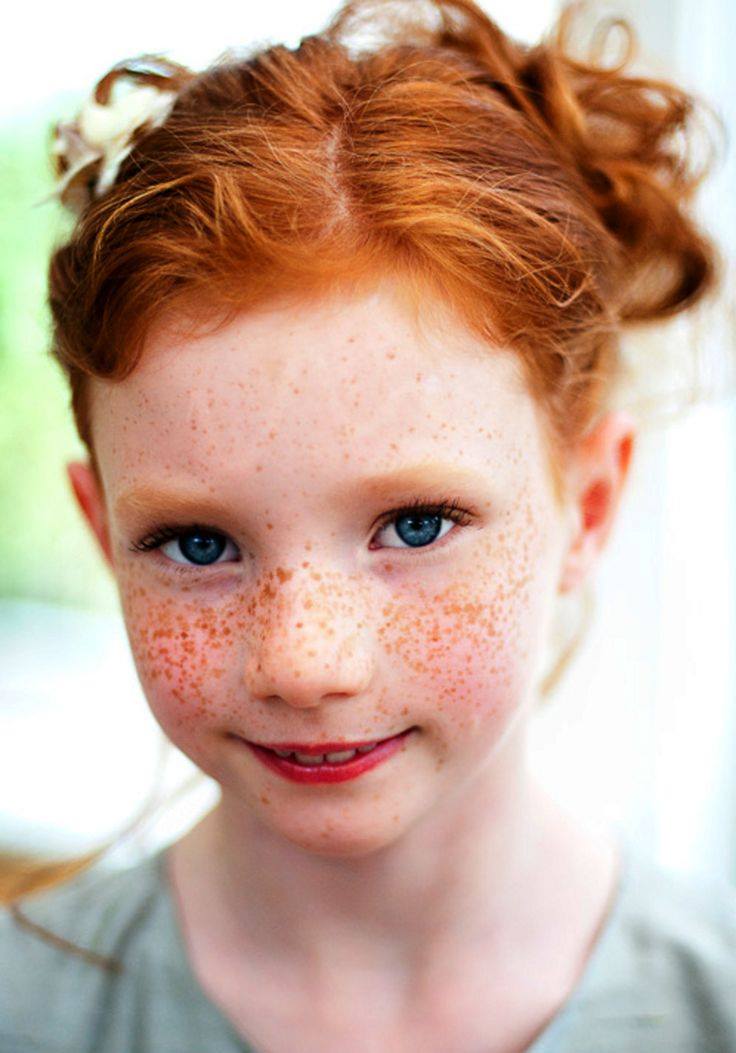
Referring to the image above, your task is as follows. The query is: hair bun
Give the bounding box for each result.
[510,7,724,322]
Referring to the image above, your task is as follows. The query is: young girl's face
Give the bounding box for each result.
[83,279,575,857]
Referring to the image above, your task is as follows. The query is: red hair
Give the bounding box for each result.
[48,0,722,505]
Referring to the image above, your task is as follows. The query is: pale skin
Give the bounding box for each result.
[68,277,634,1053]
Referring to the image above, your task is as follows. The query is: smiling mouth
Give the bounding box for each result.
[242,728,417,766]
[240,727,417,781]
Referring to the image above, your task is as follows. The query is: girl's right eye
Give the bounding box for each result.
[129,524,240,568]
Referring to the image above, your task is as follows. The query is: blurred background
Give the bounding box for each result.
[1,0,734,881]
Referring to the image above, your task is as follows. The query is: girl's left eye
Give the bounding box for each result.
[371,499,474,551]
[129,498,474,570]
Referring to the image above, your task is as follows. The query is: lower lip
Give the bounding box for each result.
[241,728,416,784]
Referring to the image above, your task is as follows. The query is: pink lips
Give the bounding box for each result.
[240,728,415,784]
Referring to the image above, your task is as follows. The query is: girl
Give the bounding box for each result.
[2,1,735,1050]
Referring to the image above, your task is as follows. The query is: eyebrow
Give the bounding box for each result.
[113,463,488,521]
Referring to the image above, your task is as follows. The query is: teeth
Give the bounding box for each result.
[293,752,325,765]
[325,749,357,763]
[270,741,381,764]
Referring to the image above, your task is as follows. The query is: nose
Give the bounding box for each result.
[242,574,375,709]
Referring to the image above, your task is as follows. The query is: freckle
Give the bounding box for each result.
[266,523,273,530]
[276,567,293,583]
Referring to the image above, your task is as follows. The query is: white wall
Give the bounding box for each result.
[0,0,559,123]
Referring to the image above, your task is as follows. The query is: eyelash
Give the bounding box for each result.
[128,496,474,573]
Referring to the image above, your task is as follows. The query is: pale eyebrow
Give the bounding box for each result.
[344,464,489,503]
[114,485,226,523]
[113,463,489,522]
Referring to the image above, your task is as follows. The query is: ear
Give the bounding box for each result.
[66,460,114,569]
[557,411,636,594]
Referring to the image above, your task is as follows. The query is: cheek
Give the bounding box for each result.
[379,514,552,743]
[118,576,243,742]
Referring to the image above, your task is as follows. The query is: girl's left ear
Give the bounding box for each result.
[66,460,115,570]
[557,411,636,594]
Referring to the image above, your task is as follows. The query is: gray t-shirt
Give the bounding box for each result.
[1,838,736,1052]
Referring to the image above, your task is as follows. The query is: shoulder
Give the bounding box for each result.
[567,845,736,1052]
[0,853,163,1053]
[0,852,161,970]
[618,848,736,988]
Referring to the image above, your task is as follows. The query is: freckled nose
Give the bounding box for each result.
[243,609,374,710]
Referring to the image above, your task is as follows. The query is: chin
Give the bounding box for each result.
[290,836,403,861]
[265,813,410,860]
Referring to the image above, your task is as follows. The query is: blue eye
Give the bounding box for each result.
[170,529,229,565]
[130,524,239,567]
[372,499,473,551]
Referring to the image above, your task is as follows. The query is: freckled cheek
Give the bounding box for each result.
[118,584,242,738]
[379,564,545,743]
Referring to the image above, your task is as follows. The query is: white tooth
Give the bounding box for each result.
[325,749,357,763]
[273,749,292,757]
[356,742,377,753]
[294,752,325,765]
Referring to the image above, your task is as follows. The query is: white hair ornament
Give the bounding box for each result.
[41,55,191,217]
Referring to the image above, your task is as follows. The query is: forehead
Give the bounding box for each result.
[90,281,546,497]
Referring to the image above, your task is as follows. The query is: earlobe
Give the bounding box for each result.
[557,503,587,595]
[66,460,114,568]
[557,412,636,595]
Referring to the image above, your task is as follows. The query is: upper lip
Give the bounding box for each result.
[246,730,410,755]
